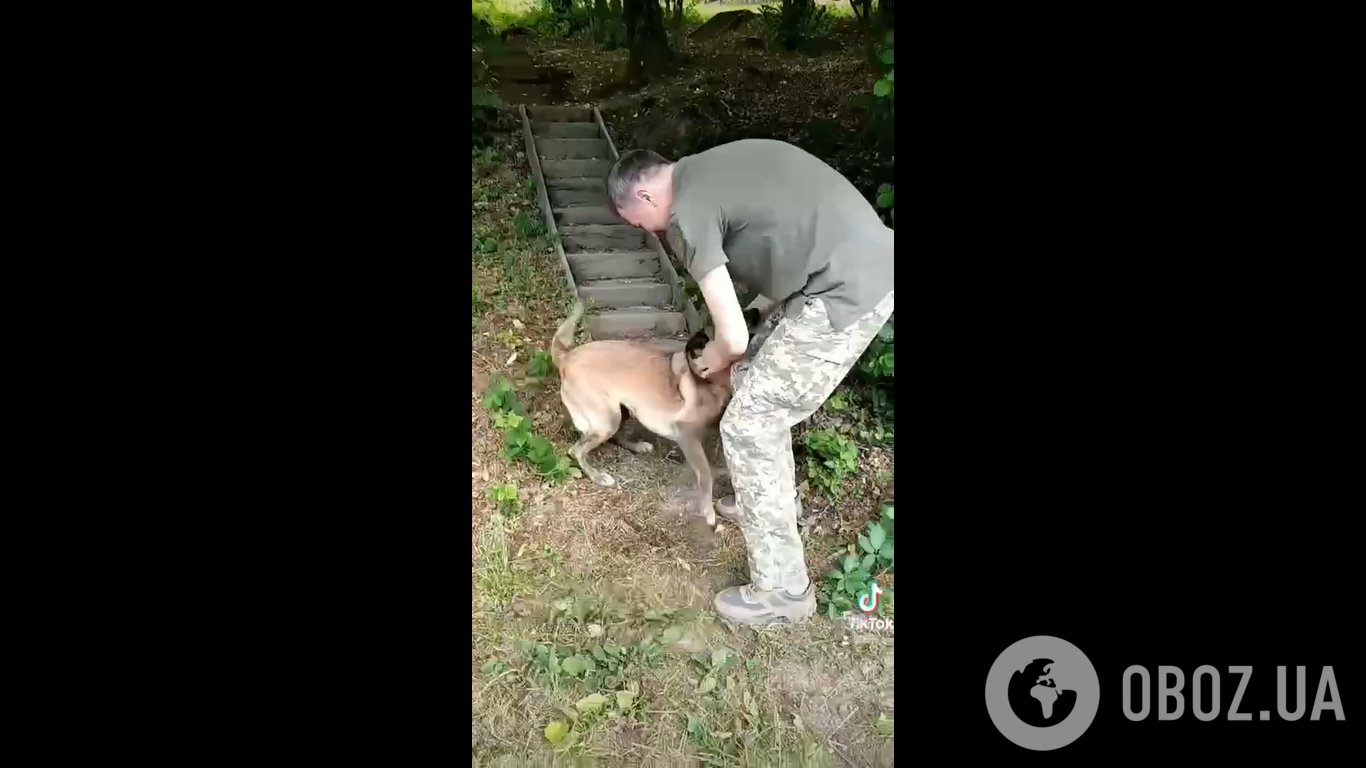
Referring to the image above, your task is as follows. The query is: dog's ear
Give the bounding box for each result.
[685,330,710,359]
[743,308,761,332]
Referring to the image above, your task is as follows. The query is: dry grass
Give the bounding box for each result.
[471,111,895,766]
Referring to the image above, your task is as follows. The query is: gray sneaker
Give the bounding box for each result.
[716,494,742,522]
[713,583,816,626]
[714,494,802,524]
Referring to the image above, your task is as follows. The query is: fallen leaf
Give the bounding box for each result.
[544,720,569,745]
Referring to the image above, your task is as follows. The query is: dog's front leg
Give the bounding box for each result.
[676,430,715,527]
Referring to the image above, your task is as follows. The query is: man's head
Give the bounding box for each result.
[606,149,674,232]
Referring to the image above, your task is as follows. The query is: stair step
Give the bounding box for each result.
[550,188,611,207]
[560,225,646,252]
[586,311,687,339]
[526,105,594,122]
[555,206,625,225]
[532,121,600,139]
[546,177,606,191]
[646,338,689,354]
[537,138,611,160]
[541,158,613,180]
[567,251,660,280]
[579,279,673,308]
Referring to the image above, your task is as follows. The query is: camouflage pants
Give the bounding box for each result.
[720,291,896,593]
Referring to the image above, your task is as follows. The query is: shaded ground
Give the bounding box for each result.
[525,17,893,202]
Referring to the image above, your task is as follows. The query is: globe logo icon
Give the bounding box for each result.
[985,636,1100,750]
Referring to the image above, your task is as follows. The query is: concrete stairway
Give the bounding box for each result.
[518,105,695,352]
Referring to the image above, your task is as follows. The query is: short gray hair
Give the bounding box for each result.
[606,149,672,209]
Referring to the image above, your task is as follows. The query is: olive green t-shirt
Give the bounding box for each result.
[664,139,894,331]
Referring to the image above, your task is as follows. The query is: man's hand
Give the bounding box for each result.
[693,339,739,380]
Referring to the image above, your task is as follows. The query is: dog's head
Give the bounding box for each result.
[682,309,762,385]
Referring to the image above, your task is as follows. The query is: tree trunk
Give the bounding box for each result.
[850,0,870,23]
[879,0,894,27]
[623,0,671,84]
[674,0,684,26]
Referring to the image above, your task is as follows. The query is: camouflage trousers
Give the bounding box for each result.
[720,291,895,593]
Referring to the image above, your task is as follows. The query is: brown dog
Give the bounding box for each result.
[550,302,735,526]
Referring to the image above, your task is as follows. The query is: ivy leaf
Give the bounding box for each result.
[867,523,886,551]
[878,540,894,562]
[711,647,731,668]
[858,534,876,554]
[861,554,876,572]
[661,625,685,645]
[874,79,892,97]
[844,578,867,596]
[843,555,859,573]
[561,654,591,676]
[575,693,609,713]
[616,690,635,709]
[880,48,894,65]
[826,569,844,581]
[698,674,717,694]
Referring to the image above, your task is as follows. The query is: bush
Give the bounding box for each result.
[759,0,832,51]
[472,89,504,147]
[803,428,859,498]
[857,318,893,379]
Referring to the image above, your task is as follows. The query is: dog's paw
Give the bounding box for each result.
[634,442,654,454]
[701,503,716,528]
[593,473,616,487]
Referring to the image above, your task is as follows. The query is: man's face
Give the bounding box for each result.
[616,188,670,232]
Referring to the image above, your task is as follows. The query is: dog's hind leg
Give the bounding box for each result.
[565,394,623,487]
[611,406,655,454]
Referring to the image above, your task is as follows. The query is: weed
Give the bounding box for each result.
[512,209,543,239]
[856,320,894,379]
[485,376,581,483]
[802,428,859,498]
[487,482,521,516]
[528,349,555,378]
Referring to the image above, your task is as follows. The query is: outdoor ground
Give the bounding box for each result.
[473,7,895,765]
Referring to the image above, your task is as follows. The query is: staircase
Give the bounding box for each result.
[517,105,700,352]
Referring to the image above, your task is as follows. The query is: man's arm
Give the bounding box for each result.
[694,263,749,378]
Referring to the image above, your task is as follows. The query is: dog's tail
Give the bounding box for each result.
[550,301,584,368]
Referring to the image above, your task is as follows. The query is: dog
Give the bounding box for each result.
[550,302,747,526]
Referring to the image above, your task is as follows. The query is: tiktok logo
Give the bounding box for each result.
[860,582,884,613]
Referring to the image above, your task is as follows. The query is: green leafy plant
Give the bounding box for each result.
[873,32,895,99]
[803,428,859,498]
[482,375,523,414]
[857,320,894,379]
[512,209,543,239]
[472,89,503,146]
[759,0,833,51]
[529,349,555,378]
[484,377,581,483]
[487,482,521,516]
[473,235,500,255]
[818,501,895,619]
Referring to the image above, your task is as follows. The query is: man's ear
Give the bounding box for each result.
[635,188,653,205]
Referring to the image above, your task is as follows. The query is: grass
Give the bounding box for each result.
[471,107,894,766]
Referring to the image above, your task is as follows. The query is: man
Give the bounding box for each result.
[605,139,894,626]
